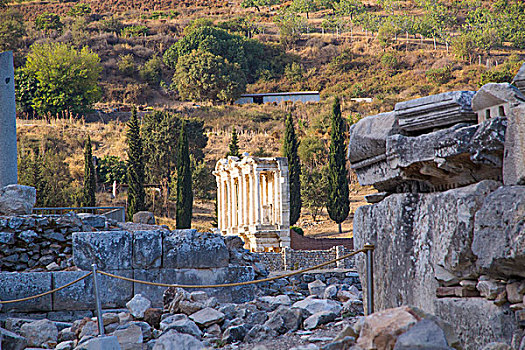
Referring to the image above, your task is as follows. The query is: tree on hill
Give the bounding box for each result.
[22,42,101,116]
[126,107,146,220]
[173,50,246,103]
[35,13,63,33]
[241,0,280,12]
[283,114,301,226]
[0,9,26,52]
[326,97,349,234]
[67,3,91,18]
[81,136,96,207]
[227,127,241,158]
[176,122,193,229]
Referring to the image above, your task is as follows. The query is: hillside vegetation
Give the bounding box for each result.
[5,0,525,234]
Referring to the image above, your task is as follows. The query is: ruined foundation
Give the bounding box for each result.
[350,72,525,349]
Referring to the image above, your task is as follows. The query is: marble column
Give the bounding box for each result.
[243,174,249,226]
[216,179,222,229]
[273,171,280,224]
[249,173,254,225]
[231,177,237,228]
[0,51,17,187]
[238,175,243,227]
[225,178,231,230]
[255,172,261,225]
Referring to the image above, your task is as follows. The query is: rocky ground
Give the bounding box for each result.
[0,273,364,349]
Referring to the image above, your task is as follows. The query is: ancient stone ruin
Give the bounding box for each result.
[213,156,291,252]
[0,51,18,188]
[350,68,525,349]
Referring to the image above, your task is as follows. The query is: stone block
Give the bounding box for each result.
[472,186,525,278]
[134,266,255,306]
[0,185,36,215]
[133,211,155,225]
[504,104,525,185]
[77,214,106,229]
[132,230,162,269]
[353,181,500,314]
[132,269,164,308]
[0,272,52,312]
[0,327,27,350]
[52,270,133,310]
[74,335,121,350]
[348,111,398,164]
[395,91,476,133]
[73,231,132,270]
[163,229,229,269]
[434,298,517,350]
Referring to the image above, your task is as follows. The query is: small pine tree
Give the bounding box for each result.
[126,107,146,220]
[283,113,301,225]
[176,121,193,229]
[226,127,241,158]
[81,136,96,207]
[327,97,350,233]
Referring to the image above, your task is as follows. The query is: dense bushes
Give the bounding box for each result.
[164,24,288,102]
[17,42,102,116]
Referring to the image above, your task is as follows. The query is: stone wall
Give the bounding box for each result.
[0,228,260,319]
[255,245,355,272]
[0,213,88,272]
[353,181,525,349]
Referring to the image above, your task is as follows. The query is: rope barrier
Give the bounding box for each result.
[0,271,93,304]
[0,246,373,304]
[96,248,368,288]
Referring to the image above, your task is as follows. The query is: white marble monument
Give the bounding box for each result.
[213,156,290,252]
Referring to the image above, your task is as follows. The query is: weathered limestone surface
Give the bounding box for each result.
[135,266,255,306]
[52,270,133,310]
[132,230,163,269]
[0,185,36,215]
[472,186,525,278]
[395,91,476,134]
[348,112,398,164]
[73,231,132,270]
[163,229,229,269]
[353,181,520,348]
[504,104,525,185]
[0,272,52,312]
[349,115,505,193]
[434,298,517,349]
[0,51,17,188]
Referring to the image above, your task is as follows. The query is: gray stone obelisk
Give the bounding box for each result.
[0,51,17,187]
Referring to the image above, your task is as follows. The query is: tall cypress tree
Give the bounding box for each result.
[126,107,146,220]
[226,127,241,158]
[82,135,96,207]
[283,113,301,225]
[176,121,193,229]
[327,97,350,234]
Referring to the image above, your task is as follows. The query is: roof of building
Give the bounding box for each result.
[239,91,320,98]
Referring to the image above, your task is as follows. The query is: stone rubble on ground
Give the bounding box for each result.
[0,271,369,349]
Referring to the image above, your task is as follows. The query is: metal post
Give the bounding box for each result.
[91,264,105,336]
[364,243,375,315]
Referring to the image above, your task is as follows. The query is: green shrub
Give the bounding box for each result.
[121,25,149,38]
[480,59,523,87]
[380,52,399,70]
[426,66,452,85]
[118,54,136,77]
[139,56,162,85]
